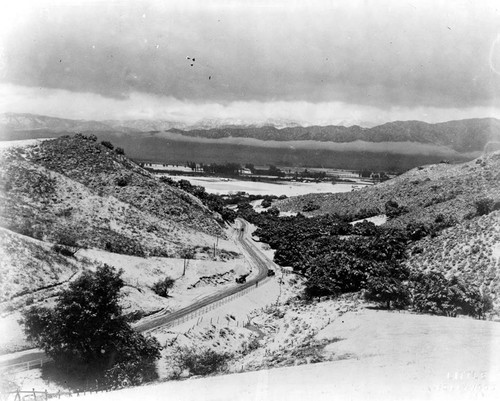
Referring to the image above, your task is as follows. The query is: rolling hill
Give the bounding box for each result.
[0,136,226,257]
[275,151,500,228]
[0,136,247,353]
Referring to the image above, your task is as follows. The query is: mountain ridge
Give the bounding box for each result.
[2,113,500,153]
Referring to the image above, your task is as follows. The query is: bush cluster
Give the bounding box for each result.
[245,208,491,318]
[101,141,114,150]
[172,347,231,377]
[151,277,175,297]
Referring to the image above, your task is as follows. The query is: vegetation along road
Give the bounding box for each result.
[0,218,273,371]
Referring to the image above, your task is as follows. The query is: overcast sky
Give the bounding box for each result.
[1,0,500,126]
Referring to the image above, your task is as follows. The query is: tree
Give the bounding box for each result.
[21,265,161,386]
[409,271,490,318]
[384,200,409,218]
[364,262,410,309]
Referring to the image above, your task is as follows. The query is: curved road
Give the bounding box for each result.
[1,218,273,369]
[135,218,270,331]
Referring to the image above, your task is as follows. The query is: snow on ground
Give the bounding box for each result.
[79,245,250,317]
[66,308,500,401]
[0,139,53,149]
[350,214,388,226]
[5,283,500,401]
[250,199,265,213]
[493,243,500,261]
[159,174,368,196]
[0,313,31,355]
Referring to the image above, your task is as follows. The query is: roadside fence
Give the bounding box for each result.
[164,275,273,329]
[0,358,50,374]
[1,387,109,401]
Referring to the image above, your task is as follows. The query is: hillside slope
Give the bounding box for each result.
[275,151,500,228]
[20,135,223,236]
[407,211,500,312]
[0,136,226,259]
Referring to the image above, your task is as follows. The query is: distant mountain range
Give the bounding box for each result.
[2,113,499,170]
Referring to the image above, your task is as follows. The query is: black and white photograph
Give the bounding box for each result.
[0,0,499,400]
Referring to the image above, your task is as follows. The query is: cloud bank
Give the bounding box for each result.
[152,131,475,157]
[2,83,500,127]
[1,0,499,124]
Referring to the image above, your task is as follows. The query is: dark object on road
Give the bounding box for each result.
[235,274,248,284]
[267,269,276,277]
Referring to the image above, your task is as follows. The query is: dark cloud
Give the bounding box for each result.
[2,1,500,109]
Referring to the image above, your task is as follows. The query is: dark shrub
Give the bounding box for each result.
[104,239,145,257]
[115,175,131,187]
[115,147,125,155]
[151,277,175,297]
[385,200,409,218]
[53,244,77,258]
[302,202,320,212]
[261,198,272,208]
[474,198,494,216]
[101,141,114,150]
[409,271,490,318]
[173,347,231,376]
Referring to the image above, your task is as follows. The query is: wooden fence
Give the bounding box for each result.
[2,386,113,401]
[164,275,273,329]
[0,358,50,374]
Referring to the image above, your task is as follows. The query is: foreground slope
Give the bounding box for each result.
[70,309,500,401]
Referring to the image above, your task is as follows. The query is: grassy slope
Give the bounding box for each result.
[21,136,223,236]
[0,227,87,304]
[275,152,500,314]
[0,138,229,257]
[407,211,500,313]
[0,138,247,353]
[275,151,500,228]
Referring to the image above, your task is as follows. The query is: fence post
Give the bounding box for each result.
[33,388,36,400]
[45,389,48,400]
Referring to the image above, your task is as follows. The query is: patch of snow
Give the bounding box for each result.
[493,243,500,260]
[158,174,368,197]
[350,214,387,226]
[0,138,53,149]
